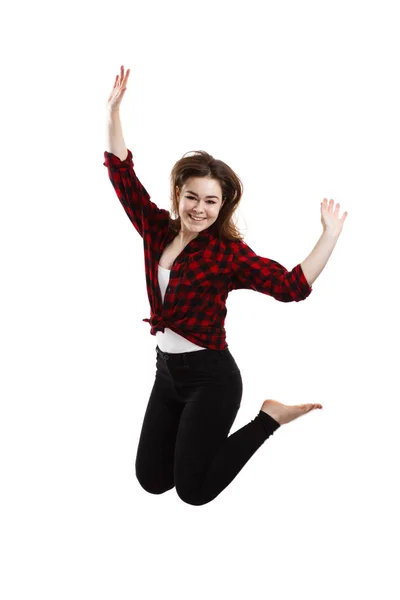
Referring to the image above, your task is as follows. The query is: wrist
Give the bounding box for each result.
[106,106,120,115]
[322,227,340,240]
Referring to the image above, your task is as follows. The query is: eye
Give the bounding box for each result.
[186,195,216,204]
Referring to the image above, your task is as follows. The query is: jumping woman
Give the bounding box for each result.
[104,65,348,506]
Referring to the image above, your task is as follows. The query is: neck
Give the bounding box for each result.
[177,230,198,246]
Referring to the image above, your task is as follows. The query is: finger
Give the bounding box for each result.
[334,202,340,215]
[341,211,348,222]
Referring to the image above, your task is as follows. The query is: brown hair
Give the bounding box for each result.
[168,150,245,242]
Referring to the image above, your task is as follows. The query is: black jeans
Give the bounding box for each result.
[135,345,280,506]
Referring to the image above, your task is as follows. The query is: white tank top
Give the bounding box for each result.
[155,264,206,354]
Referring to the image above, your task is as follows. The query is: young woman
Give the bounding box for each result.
[104,65,348,507]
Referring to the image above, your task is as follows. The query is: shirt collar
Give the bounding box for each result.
[167,219,217,242]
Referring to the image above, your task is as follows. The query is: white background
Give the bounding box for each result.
[1,0,399,598]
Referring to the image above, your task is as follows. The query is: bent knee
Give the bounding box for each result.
[175,484,210,506]
[135,469,174,495]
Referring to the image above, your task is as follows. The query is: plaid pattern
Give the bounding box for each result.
[103,149,312,350]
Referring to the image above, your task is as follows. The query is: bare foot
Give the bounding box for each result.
[261,399,323,425]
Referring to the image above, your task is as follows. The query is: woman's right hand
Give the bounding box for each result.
[106,65,130,111]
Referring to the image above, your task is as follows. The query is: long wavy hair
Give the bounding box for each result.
[168,150,245,242]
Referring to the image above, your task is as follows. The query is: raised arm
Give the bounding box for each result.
[300,198,348,286]
[103,66,169,237]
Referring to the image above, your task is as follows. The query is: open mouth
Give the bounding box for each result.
[189,214,206,222]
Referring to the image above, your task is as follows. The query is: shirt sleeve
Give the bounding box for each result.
[230,240,312,302]
[103,149,169,238]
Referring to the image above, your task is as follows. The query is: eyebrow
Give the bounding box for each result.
[185,190,220,200]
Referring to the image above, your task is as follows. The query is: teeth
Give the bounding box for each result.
[190,214,205,221]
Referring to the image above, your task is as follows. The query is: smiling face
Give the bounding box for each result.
[176,177,224,241]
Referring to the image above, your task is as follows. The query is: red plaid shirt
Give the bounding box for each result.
[103,149,312,350]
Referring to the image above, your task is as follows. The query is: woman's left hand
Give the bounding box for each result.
[321,198,348,237]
